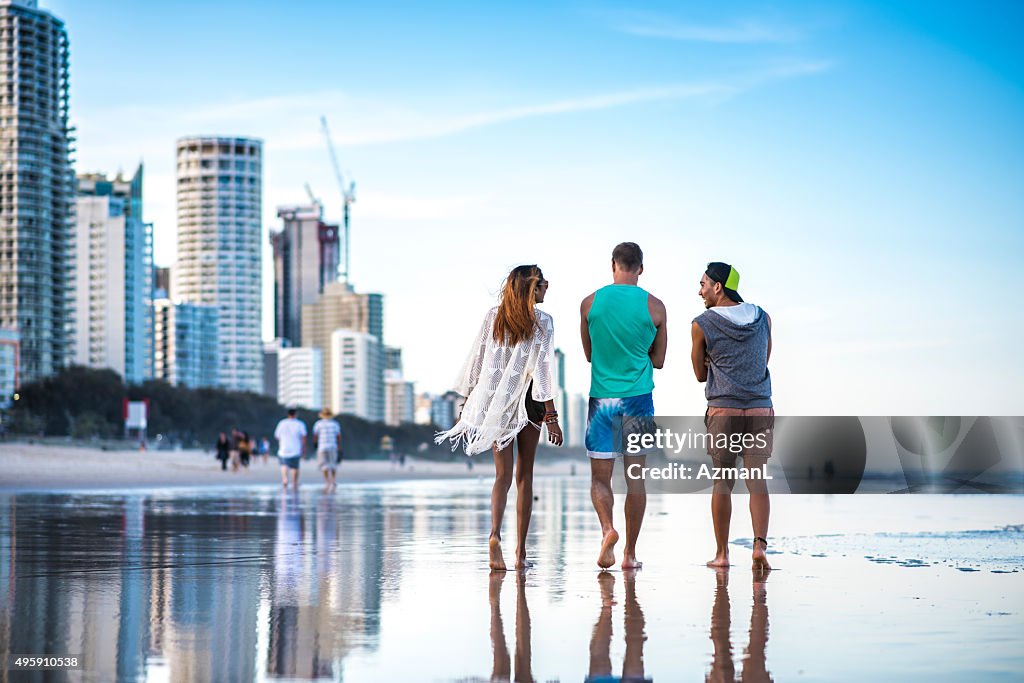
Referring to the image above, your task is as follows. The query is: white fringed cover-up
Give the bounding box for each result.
[436,306,557,455]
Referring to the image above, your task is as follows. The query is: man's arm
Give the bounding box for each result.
[647,295,668,369]
[691,321,709,382]
[580,293,595,363]
[766,313,772,364]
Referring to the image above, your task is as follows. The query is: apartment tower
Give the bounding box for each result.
[174,136,262,392]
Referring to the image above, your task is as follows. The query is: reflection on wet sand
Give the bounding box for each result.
[587,571,650,683]
[706,570,772,683]
[488,571,533,682]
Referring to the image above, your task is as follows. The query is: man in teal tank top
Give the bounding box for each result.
[580,242,668,570]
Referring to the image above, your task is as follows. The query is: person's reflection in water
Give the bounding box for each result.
[706,569,773,683]
[268,490,304,677]
[586,571,651,683]
[488,572,534,682]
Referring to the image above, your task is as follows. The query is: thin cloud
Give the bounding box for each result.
[619,18,805,44]
[278,60,831,149]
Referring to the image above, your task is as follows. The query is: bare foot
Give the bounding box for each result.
[515,556,534,570]
[706,553,730,568]
[621,551,642,570]
[752,539,772,572]
[489,536,506,571]
[598,529,619,569]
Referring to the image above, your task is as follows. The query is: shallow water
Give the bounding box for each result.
[0,478,1021,681]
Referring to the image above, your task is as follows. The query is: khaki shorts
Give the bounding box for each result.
[317,448,340,471]
[704,407,774,463]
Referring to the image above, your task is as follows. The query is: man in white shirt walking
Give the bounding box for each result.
[274,408,308,490]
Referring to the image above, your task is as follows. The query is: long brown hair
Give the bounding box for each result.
[492,265,543,346]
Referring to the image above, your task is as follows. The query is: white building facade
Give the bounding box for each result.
[174,136,263,392]
[277,346,322,411]
[329,329,383,422]
[384,369,415,426]
[74,168,151,384]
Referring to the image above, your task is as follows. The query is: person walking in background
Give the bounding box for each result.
[312,408,343,492]
[580,242,667,570]
[229,427,242,472]
[214,432,230,471]
[691,262,774,572]
[274,408,307,490]
[238,430,252,470]
[437,265,563,571]
[260,436,271,465]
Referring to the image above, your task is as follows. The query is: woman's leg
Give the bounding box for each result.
[490,443,515,570]
[513,426,541,569]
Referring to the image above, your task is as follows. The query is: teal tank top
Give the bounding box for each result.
[588,284,656,398]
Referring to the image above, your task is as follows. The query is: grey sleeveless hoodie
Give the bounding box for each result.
[694,305,772,408]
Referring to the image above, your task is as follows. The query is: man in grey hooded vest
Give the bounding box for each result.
[691,262,773,572]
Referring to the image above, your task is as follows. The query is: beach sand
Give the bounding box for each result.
[0,441,576,491]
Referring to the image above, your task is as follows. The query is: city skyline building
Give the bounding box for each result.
[0,327,18,408]
[73,167,151,384]
[329,329,383,421]
[152,298,218,389]
[270,201,340,346]
[0,0,74,384]
[154,266,171,299]
[554,347,568,443]
[173,136,263,393]
[277,345,322,411]
[301,281,382,411]
[384,368,414,426]
[567,392,588,449]
[262,338,287,400]
[430,391,463,431]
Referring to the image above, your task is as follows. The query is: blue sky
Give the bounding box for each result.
[48,0,1024,414]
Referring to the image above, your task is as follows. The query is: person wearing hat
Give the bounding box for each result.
[312,407,343,492]
[691,262,774,572]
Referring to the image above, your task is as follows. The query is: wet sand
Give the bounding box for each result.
[0,479,1020,681]
[0,442,575,491]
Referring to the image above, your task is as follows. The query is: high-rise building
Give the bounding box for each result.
[384,369,414,426]
[277,346,322,411]
[74,167,152,384]
[568,392,588,448]
[153,298,218,389]
[174,136,262,393]
[0,327,18,408]
[302,282,382,409]
[270,202,340,346]
[154,266,171,299]
[0,0,74,384]
[262,338,287,399]
[329,329,383,421]
[383,345,402,372]
[553,347,568,440]
[430,391,464,431]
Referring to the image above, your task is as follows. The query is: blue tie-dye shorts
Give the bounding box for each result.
[585,393,656,459]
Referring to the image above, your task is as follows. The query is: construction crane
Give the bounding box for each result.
[320,115,356,284]
[304,182,320,209]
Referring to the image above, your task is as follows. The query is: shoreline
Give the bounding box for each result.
[0,442,579,493]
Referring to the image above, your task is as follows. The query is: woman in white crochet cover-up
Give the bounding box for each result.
[436,265,563,571]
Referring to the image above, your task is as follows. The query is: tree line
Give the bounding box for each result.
[4,365,445,459]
